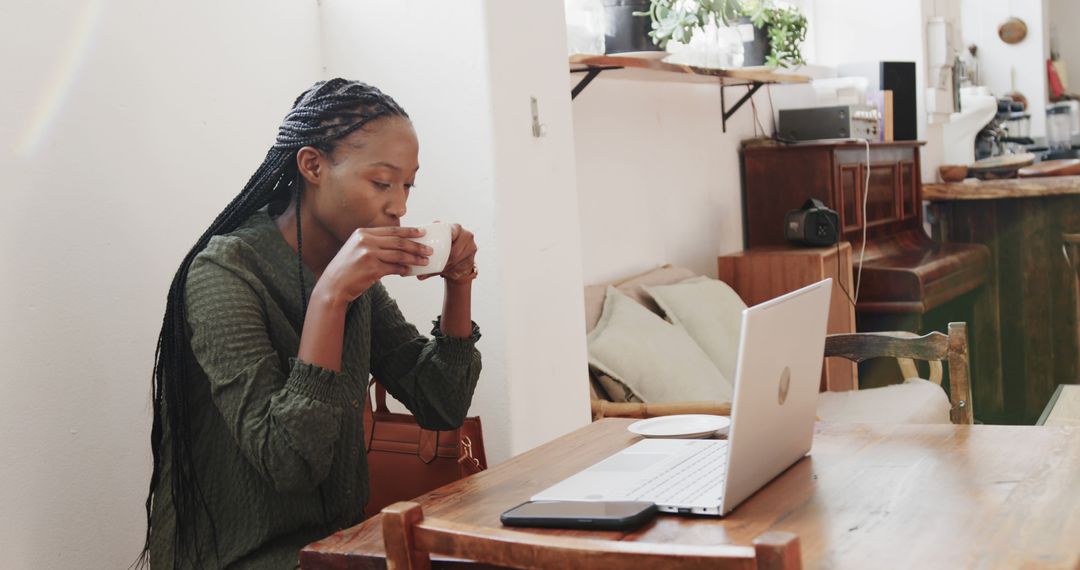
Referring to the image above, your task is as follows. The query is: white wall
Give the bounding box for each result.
[808,0,951,179]
[811,0,925,79]
[1048,0,1080,93]
[962,0,1050,137]
[0,1,322,567]
[483,2,594,454]
[573,79,783,283]
[319,0,591,463]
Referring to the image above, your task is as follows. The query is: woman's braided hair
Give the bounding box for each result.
[138,78,408,568]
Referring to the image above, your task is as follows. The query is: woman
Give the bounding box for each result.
[141,79,482,568]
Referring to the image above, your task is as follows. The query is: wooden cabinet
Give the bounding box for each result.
[718,243,857,391]
[741,141,923,248]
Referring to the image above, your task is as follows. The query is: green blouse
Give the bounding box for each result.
[149,210,481,568]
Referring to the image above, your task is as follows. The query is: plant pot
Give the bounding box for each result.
[602,0,663,53]
[738,16,769,66]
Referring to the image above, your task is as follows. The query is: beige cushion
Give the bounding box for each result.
[592,370,643,403]
[587,286,733,404]
[816,379,952,424]
[584,265,698,333]
[643,276,747,380]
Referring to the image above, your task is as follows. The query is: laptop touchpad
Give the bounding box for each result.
[591,453,669,473]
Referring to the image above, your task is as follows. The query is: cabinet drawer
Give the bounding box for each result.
[865,162,900,226]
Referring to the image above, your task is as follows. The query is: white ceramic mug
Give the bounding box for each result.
[404,222,452,276]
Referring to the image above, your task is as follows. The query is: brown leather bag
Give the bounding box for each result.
[362,379,487,516]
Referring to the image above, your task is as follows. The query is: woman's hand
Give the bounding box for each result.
[421,223,477,284]
[316,226,431,304]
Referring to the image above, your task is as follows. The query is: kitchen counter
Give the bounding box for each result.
[926,180,1080,423]
[925,175,1080,201]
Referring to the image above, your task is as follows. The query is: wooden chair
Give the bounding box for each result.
[823,322,974,425]
[588,365,732,420]
[382,501,802,570]
[592,323,973,426]
[591,399,731,420]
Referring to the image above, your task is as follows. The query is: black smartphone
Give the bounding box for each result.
[499,500,657,531]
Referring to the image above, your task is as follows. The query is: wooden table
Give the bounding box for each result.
[927,178,1080,423]
[302,419,1080,570]
[1038,384,1080,426]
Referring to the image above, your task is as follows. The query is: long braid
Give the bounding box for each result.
[137,79,408,569]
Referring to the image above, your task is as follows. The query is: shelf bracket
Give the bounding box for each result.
[570,66,622,100]
[721,82,764,133]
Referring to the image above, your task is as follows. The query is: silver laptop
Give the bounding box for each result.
[532,279,832,516]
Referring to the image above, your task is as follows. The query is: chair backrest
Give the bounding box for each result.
[824,322,973,424]
[382,501,802,570]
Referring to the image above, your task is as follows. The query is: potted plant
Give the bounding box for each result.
[738,0,807,68]
[638,0,742,50]
[602,0,666,54]
[637,0,807,68]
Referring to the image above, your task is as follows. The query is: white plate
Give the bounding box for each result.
[627,415,731,439]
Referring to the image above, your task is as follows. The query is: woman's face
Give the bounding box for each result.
[306,116,419,242]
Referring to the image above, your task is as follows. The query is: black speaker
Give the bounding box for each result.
[881,61,917,141]
[785,199,839,247]
[838,61,918,141]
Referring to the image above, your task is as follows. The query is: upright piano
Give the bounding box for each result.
[741,141,1003,420]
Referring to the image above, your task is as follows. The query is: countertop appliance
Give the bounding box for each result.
[778,105,879,142]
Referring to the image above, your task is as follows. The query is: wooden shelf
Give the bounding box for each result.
[570,53,811,86]
[569,53,810,131]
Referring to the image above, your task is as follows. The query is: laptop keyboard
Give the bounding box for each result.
[626,441,729,505]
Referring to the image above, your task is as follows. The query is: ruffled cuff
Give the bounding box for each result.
[285,357,341,404]
[430,317,482,368]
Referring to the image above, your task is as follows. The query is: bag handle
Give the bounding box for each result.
[364,379,377,451]
[373,379,390,413]
[458,435,483,475]
[364,378,392,450]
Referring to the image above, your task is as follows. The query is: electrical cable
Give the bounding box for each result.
[854,138,871,304]
[750,85,767,137]
[826,213,857,308]
[767,84,777,137]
